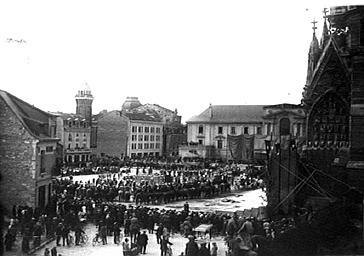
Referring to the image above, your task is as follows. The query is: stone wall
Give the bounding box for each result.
[0,96,37,214]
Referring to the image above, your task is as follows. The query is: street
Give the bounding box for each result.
[31,224,228,256]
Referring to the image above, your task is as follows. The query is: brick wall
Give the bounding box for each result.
[0,96,37,214]
[94,111,129,157]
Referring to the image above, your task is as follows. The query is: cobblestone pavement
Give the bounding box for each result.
[31,224,228,256]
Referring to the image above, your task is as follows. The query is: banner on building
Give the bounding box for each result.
[227,134,255,161]
[227,134,243,161]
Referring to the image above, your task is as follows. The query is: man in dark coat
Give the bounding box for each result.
[137,230,148,254]
[199,242,211,256]
[185,235,199,256]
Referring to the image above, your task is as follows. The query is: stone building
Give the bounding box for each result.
[53,112,92,165]
[0,90,61,213]
[52,85,94,166]
[182,104,305,161]
[126,111,164,158]
[94,97,184,158]
[300,6,364,200]
[92,110,129,158]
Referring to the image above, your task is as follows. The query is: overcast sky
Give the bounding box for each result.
[0,0,360,122]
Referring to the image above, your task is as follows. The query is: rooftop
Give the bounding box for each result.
[0,90,58,140]
[187,105,266,124]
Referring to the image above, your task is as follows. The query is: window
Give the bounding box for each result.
[156,135,160,141]
[156,127,161,133]
[198,125,203,134]
[218,126,223,134]
[138,135,143,141]
[68,121,72,128]
[217,140,223,149]
[150,135,155,141]
[84,133,86,137]
[144,143,149,149]
[144,135,149,141]
[68,144,71,149]
[132,126,137,133]
[68,134,72,142]
[267,123,272,135]
[131,143,137,149]
[280,118,290,136]
[231,126,236,134]
[198,139,203,145]
[83,143,87,148]
[132,135,137,141]
[257,127,262,135]
[156,143,160,149]
[151,127,155,133]
[76,143,79,148]
[131,153,136,158]
[296,123,301,137]
[145,127,149,133]
[76,133,79,137]
[150,143,154,149]
[138,143,143,149]
[83,122,87,128]
[138,126,143,133]
[244,127,249,135]
[46,146,53,152]
[40,150,45,174]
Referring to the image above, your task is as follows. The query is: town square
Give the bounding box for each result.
[1,2,364,256]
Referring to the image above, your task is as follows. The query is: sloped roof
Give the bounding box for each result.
[187,105,265,124]
[51,111,87,121]
[125,108,162,122]
[0,90,58,140]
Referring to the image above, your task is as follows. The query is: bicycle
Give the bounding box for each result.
[92,233,102,246]
[80,233,88,245]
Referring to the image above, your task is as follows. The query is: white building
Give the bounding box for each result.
[182,104,305,161]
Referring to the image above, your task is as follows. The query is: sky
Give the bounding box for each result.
[0,0,361,123]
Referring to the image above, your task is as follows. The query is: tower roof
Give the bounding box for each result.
[75,82,93,100]
[121,96,142,111]
[306,20,321,85]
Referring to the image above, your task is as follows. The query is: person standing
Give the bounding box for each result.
[55,222,63,246]
[50,246,57,256]
[74,225,85,245]
[100,224,107,245]
[122,238,131,256]
[138,231,148,254]
[160,236,173,256]
[113,223,121,244]
[185,235,199,256]
[156,223,164,244]
[199,242,211,256]
[211,242,218,256]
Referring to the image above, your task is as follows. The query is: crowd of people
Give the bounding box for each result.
[3,161,270,255]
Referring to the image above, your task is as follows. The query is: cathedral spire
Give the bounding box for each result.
[306,19,320,85]
[320,8,330,49]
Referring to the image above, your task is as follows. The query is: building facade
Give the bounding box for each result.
[300,6,364,197]
[52,85,94,166]
[54,113,92,165]
[93,110,129,158]
[128,118,164,158]
[0,90,61,213]
[183,104,305,161]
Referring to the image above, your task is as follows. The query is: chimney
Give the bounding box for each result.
[209,103,213,119]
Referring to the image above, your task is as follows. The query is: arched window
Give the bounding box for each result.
[308,92,349,143]
[279,118,291,136]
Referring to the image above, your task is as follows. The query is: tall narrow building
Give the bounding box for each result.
[75,83,94,125]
